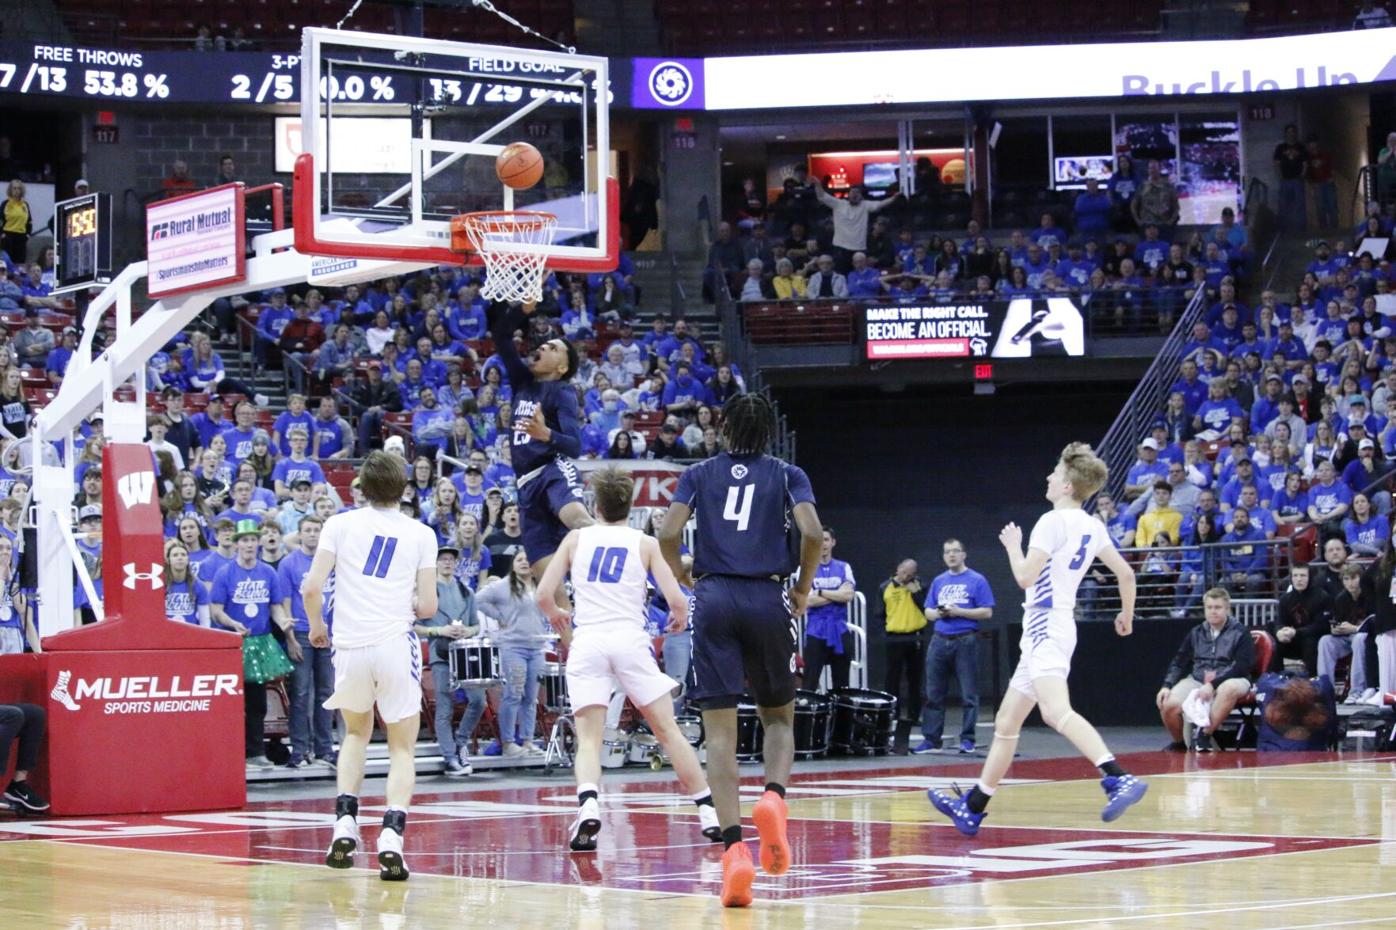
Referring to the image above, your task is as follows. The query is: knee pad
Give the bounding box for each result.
[993,731,1021,742]
[1051,710,1079,734]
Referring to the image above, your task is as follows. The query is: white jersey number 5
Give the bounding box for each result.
[723,485,754,532]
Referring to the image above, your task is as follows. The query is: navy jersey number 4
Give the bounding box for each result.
[674,452,816,579]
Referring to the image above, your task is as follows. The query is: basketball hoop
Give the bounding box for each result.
[451,211,557,303]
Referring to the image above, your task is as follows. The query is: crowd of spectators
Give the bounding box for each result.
[1104,192,1396,701]
[712,156,1255,332]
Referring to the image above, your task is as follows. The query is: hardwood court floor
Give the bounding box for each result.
[2,751,1394,930]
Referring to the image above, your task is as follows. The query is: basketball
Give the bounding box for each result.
[496,141,545,190]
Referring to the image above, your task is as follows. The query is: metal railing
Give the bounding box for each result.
[668,251,687,310]
[1094,284,1210,502]
[1352,164,1374,218]
[1079,537,1293,621]
[796,592,869,691]
[734,283,1200,342]
[712,253,798,463]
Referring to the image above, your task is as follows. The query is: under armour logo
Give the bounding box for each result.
[123,562,164,590]
[117,471,156,510]
[51,670,81,711]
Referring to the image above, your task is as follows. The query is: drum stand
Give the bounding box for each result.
[543,710,576,772]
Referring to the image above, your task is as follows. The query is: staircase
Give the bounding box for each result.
[627,250,720,338]
[223,341,289,410]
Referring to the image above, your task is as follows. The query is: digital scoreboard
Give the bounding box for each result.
[54,192,113,295]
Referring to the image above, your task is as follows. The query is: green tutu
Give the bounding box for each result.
[243,633,294,684]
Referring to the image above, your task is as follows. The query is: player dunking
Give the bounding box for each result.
[930,443,1148,836]
[302,451,439,881]
[658,394,823,908]
[490,301,593,612]
[535,468,721,852]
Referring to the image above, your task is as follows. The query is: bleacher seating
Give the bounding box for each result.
[742,302,855,346]
[59,0,575,48]
[657,0,1168,54]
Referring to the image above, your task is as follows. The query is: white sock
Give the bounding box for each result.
[578,783,599,804]
[975,781,996,796]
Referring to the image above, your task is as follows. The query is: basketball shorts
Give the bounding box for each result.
[689,575,798,710]
[517,455,584,564]
[324,631,423,723]
[566,621,677,711]
[1008,608,1077,701]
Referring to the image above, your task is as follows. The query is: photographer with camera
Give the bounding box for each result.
[882,558,928,754]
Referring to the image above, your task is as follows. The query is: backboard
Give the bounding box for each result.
[292,28,617,272]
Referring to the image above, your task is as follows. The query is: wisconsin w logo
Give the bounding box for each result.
[117,471,156,510]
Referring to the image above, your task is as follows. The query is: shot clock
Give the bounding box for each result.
[54,193,113,295]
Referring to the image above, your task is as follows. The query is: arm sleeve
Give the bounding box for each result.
[267,568,286,602]
[1162,632,1195,689]
[210,567,229,606]
[784,464,816,506]
[976,573,995,607]
[1026,513,1063,557]
[488,305,534,387]
[475,578,505,616]
[1215,628,1256,685]
[318,516,341,555]
[417,525,439,570]
[549,386,582,459]
[673,467,698,508]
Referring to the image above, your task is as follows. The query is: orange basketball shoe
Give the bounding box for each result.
[751,790,790,875]
[719,842,755,908]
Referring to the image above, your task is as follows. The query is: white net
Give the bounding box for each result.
[456,211,558,303]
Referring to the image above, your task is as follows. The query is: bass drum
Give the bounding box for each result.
[675,714,704,749]
[736,697,764,762]
[793,689,832,759]
[829,688,897,756]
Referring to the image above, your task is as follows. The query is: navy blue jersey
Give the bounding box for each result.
[675,452,815,578]
[490,306,582,475]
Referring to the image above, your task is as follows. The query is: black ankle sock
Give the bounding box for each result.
[335,794,359,819]
[383,808,407,835]
[966,786,990,814]
[578,789,599,805]
[692,793,714,808]
[721,825,743,849]
[1099,760,1126,778]
[764,782,786,799]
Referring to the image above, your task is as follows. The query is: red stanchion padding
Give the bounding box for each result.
[46,443,234,651]
[8,443,247,814]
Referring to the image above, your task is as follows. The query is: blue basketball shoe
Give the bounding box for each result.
[928,784,986,837]
[1100,774,1148,822]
